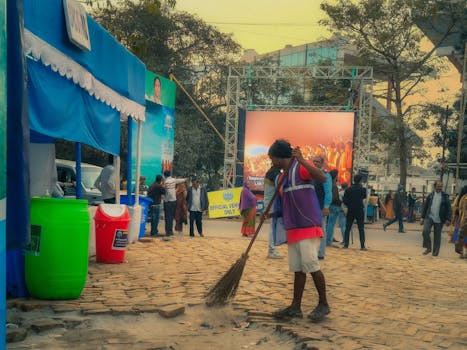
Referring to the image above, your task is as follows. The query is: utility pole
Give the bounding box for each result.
[440,105,449,184]
[455,42,467,193]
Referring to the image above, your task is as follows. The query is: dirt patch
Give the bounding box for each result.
[7,304,300,350]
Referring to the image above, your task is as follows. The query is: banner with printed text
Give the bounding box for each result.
[132,71,176,182]
[207,187,242,219]
[144,72,176,109]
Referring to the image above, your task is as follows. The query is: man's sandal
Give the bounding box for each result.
[272,307,303,319]
[307,304,330,323]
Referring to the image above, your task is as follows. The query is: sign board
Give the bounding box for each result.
[112,229,128,250]
[207,187,242,218]
[63,0,91,51]
[144,71,176,109]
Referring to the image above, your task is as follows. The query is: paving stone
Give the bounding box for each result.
[17,300,50,312]
[54,315,91,328]
[404,325,418,336]
[157,304,185,318]
[6,327,28,343]
[6,222,467,348]
[82,308,113,315]
[110,307,140,315]
[29,318,64,333]
[51,304,81,313]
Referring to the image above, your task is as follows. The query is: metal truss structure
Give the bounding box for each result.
[223,65,374,187]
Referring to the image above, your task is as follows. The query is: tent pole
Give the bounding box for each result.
[134,120,142,206]
[75,142,82,199]
[126,116,133,205]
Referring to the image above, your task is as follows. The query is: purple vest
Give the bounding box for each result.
[282,160,322,230]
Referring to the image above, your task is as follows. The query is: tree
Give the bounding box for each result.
[320,0,466,188]
[82,0,241,186]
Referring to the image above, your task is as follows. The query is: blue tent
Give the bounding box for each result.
[24,0,145,153]
[6,0,146,301]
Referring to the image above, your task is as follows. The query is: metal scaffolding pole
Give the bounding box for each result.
[222,65,374,188]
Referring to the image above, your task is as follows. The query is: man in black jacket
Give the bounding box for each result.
[186,178,209,237]
[420,180,451,256]
[342,174,367,250]
[147,175,166,236]
[383,184,407,233]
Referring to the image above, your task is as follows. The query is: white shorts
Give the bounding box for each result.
[288,238,321,273]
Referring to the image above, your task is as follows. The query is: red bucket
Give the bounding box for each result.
[94,204,130,263]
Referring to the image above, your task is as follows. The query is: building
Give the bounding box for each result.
[240,37,426,190]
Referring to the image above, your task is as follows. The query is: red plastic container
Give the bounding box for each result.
[94,204,130,263]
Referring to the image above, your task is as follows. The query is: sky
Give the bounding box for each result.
[175,0,332,54]
[175,0,462,165]
[174,0,460,95]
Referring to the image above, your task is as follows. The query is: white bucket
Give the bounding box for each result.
[127,205,142,244]
[88,206,98,257]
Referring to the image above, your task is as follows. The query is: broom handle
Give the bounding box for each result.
[244,158,294,256]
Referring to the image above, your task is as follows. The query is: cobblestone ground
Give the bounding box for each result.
[7,220,467,349]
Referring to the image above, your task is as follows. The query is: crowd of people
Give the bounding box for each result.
[92,142,467,326]
[88,133,467,337]
[143,171,209,238]
[94,151,467,261]
[243,139,354,190]
[250,140,467,324]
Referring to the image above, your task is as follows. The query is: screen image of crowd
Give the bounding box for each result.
[244,140,353,191]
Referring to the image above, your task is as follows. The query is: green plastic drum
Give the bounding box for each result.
[26,197,90,299]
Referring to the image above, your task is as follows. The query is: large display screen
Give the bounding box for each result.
[243,111,355,191]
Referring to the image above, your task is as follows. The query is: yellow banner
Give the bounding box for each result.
[207,187,242,218]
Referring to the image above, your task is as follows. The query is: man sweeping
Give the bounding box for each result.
[268,139,330,322]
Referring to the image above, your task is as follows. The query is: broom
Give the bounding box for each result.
[205,158,294,306]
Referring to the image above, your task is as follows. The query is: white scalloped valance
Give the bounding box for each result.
[24,29,145,122]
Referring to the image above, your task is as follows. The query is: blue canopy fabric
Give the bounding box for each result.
[24,0,146,154]
[24,0,145,107]
[27,58,121,155]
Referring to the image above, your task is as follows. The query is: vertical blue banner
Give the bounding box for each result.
[0,0,7,346]
[132,102,175,182]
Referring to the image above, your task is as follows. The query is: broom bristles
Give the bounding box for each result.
[205,253,248,306]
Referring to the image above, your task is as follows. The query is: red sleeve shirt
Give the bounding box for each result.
[286,163,323,243]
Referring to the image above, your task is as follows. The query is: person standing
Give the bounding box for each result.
[94,154,116,204]
[326,169,343,246]
[407,187,417,223]
[137,176,149,194]
[239,182,257,237]
[450,186,467,249]
[420,180,451,256]
[337,182,348,242]
[147,175,165,236]
[174,183,188,234]
[186,178,209,237]
[342,174,367,250]
[455,187,467,258]
[163,170,187,236]
[264,166,283,259]
[268,139,330,323]
[384,190,394,219]
[312,155,332,260]
[383,185,406,233]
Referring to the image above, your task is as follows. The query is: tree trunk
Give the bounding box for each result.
[394,79,407,189]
